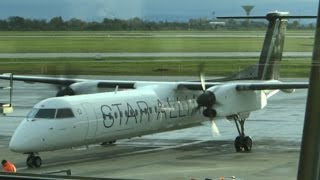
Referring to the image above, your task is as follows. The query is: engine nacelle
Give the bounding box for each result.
[207,84,268,117]
[56,81,106,96]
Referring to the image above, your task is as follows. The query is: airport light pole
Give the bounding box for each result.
[297,0,320,179]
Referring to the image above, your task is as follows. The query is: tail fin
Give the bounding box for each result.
[258,12,287,80]
[213,12,315,82]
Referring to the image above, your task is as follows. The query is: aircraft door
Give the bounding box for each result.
[81,103,98,140]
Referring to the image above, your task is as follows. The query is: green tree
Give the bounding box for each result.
[0,20,8,30]
[66,18,86,30]
[7,16,25,30]
[49,16,65,30]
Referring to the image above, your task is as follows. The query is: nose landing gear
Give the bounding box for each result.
[26,153,42,168]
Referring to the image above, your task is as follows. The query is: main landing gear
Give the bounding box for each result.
[26,153,42,168]
[233,115,252,152]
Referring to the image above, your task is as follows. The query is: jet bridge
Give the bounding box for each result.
[0,73,13,115]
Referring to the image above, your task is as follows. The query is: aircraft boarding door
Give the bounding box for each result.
[81,103,98,140]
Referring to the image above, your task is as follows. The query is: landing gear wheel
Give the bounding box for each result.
[234,136,242,152]
[26,153,42,168]
[233,116,253,152]
[26,156,34,168]
[33,156,42,168]
[243,136,252,152]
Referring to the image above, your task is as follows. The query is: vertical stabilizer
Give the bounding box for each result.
[212,12,289,82]
[258,12,288,80]
[207,12,315,82]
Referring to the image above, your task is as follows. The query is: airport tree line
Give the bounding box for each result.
[0,16,314,31]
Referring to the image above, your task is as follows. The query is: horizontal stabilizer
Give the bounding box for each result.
[218,11,316,20]
[218,15,317,19]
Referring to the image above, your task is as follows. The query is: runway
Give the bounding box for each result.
[0,76,308,180]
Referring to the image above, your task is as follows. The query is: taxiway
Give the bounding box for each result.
[0,76,307,180]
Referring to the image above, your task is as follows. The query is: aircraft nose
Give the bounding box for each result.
[9,121,40,153]
[9,132,29,153]
[9,135,23,152]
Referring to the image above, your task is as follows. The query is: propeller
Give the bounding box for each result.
[211,120,220,136]
[194,64,216,113]
[199,64,206,91]
[195,64,220,136]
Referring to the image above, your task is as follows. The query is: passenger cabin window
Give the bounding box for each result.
[35,109,56,119]
[56,108,74,118]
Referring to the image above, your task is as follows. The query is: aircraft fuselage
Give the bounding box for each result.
[9,84,204,153]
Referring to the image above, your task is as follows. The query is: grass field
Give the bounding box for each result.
[0,30,314,77]
[0,57,311,77]
[0,30,314,53]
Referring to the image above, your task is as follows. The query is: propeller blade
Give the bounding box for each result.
[200,72,206,91]
[211,120,220,137]
[198,63,206,91]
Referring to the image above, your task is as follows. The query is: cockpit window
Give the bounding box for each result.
[35,109,56,119]
[27,108,38,119]
[27,108,74,119]
[56,108,74,118]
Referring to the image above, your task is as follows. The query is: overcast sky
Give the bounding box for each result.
[0,0,318,21]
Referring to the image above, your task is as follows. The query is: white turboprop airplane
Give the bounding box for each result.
[0,12,312,168]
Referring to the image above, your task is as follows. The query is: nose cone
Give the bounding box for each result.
[9,124,34,153]
[9,135,25,153]
[9,119,43,153]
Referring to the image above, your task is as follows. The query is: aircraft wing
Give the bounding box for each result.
[177,82,221,90]
[0,74,137,88]
[235,82,308,91]
[0,75,82,86]
[0,74,308,91]
[178,81,308,91]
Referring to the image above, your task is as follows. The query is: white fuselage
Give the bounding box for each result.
[9,84,204,153]
[9,80,277,153]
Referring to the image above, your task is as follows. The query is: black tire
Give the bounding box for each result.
[234,136,242,152]
[33,156,42,168]
[26,156,34,168]
[243,136,252,152]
